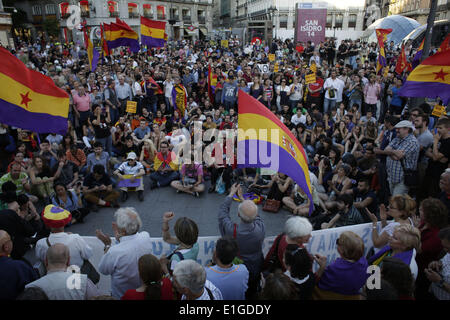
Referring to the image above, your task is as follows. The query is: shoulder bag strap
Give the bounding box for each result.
[46,237,51,247]
[205,286,214,300]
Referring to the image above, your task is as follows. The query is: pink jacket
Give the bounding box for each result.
[363,82,381,104]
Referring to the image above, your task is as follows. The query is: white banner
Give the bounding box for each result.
[257,64,269,74]
[81,222,380,294]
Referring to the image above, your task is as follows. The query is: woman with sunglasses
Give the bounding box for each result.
[366,194,416,254]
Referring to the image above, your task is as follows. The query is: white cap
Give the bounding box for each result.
[394,120,415,130]
[127,152,137,160]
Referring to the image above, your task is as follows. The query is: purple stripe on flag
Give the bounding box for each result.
[107,38,140,52]
[141,35,165,48]
[91,47,100,72]
[237,139,313,214]
[398,81,450,104]
[0,98,68,134]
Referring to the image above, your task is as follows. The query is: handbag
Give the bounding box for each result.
[46,238,100,284]
[400,159,418,187]
[263,199,281,213]
[215,173,226,194]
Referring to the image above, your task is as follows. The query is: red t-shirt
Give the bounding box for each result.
[120,278,174,300]
[308,78,324,97]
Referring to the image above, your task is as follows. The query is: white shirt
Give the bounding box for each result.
[181,280,223,300]
[324,77,345,101]
[35,232,93,268]
[289,83,303,101]
[117,161,144,175]
[291,114,306,126]
[164,80,174,98]
[98,232,153,299]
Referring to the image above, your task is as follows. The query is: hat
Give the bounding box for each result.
[41,205,72,228]
[394,120,415,130]
[127,152,137,160]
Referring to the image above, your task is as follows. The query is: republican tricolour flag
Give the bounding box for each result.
[140,17,166,48]
[84,29,99,72]
[375,28,392,75]
[412,38,425,69]
[398,49,450,104]
[208,64,217,103]
[106,18,140,52]
[237,90,314,214]
[0,47,69,134]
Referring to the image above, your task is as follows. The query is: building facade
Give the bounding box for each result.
[376,0,450,25]
[0,0,14,48]
[12,0,213,43]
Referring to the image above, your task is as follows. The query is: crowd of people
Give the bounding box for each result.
[0,34,449,300]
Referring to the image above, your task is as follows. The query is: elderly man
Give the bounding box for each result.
[375,120,419,196]
[96,207,153,299]
[263,216,313,274]
[115,75,133,115]
[218,183,265,299]
[0,230,37,300]
[173,260,223,300]
[26,243,101,300]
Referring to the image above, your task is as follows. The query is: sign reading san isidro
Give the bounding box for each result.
[295,5,327,45]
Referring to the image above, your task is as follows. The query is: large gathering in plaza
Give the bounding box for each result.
[0,0,449,302]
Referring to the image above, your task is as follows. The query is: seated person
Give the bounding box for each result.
[321,194,365,229]
[149,141,180,189]
[139,139,157,174]
[51,183,89,225]
[0,162,36,203]
[113,152,145,202]
[65,144,87,174]
[86,142,110,174]
[346,178,377,223]
[170,154,205,197]
[83,164,120,211]
[131,118,151,146]
[51,151,79,189]
[121,135,140,159]
[37,141,58,169]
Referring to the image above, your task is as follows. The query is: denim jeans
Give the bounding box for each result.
[96,135,112,156]
[150,171,180,188]
[323,98,336,114]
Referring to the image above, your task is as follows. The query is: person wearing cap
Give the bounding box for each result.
[35,205,93,271]
[377,120,419,196]
[114,152,145,202]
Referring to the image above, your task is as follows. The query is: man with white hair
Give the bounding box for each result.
[262,216,313,274]
[96,207,152,299]
[173,260,223,300]
[218,183,265,299]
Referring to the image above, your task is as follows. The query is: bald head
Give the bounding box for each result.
[0,230,12,256]
[46,243,70,270]
[238,200,258,223]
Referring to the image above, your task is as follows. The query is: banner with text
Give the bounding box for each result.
[295,8,327,45]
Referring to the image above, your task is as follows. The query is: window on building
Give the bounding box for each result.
[326,14,332,28]
[80,1,90,18]
[107,1,119,18]
[348,14,357,28]
[128,3,139,18]
[182,9,191,21]
[32,5,42,16]
[279,16,288,28]
[335,14,343,28]
[157,5,166,20]
[45,4,56,15]
[143,4,153,18]
[198,10,205,24]
[170,8,179,20]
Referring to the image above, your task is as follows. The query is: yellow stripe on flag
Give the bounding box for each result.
[109,29,139,41]
[141,24,165,39]
[407,65,450,84]
[0,73,69,117]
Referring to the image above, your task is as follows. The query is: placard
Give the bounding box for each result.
[305,73,316,84]
[126,101,137,113]
[310,62,317,74]
[257,64,269,74]
[432,104,446,117]
[221,40,229,48]
[268,53,275,62]
[274,62,279,73]
[117,174,142,188]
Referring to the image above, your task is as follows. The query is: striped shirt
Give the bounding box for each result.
[386,133,419,184]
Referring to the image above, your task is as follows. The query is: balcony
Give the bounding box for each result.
[109,11,119,18]
[81,11,90,18]
[144,12,154,18]
[182,15,191,23]
[157,14,166,20]
[198,16,205,24]
[129,12,140,19]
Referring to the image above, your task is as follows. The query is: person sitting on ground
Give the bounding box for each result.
[51,150,80,189]
[206,237,249,300]
[131,118,151,147]
[139,139,157,174]
[170,153,205,197]
[86,142,110,174]
[149,141,180,189]
[172,259,223,300]
[65,144,87,174]
[96,207,153,299]
[321,194,365,229]
[121,254,174,300]
[283,244,315,300]
[0,230,38,300]
[114,152,145,202]
[0,162,36,203]
[26,243,101,300]
[313,231,369,300]
[160,211,199,275]
[28,156,59,203]
[83,164,120,211]
[51,183,89,225]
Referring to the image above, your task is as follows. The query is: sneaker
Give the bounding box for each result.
[121,191,128,202]
[138,190,144,201]
[193,191,200,198]
[208,186,215,193]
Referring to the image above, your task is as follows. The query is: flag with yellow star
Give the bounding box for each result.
[0,47,69,134]
[398,49,450,104]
